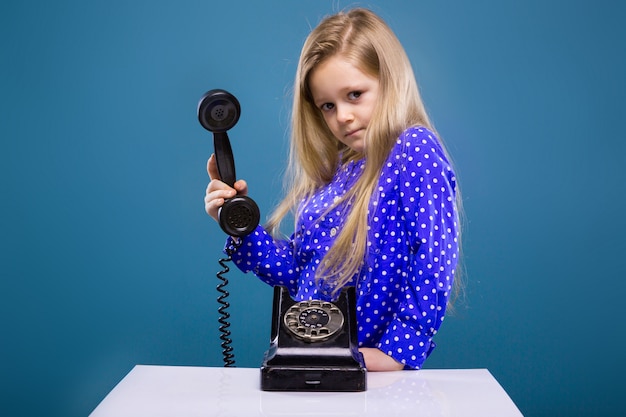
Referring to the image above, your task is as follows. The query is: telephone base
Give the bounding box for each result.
[259,286,367,392]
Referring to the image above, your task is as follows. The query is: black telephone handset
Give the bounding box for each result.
[198,89,260,368]
[198,89,366,391]
[197,89,260,237]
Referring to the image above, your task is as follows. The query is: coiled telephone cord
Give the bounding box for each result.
[217,251,235,367]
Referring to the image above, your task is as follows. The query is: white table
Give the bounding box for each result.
[89,365,523,417]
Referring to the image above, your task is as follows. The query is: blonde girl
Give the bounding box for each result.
[205,8,460,371]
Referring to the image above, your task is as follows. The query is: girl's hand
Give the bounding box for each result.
[204,154,249,222]
[359,347,404,371]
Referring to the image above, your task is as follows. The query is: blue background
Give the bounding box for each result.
[1,0,624,416]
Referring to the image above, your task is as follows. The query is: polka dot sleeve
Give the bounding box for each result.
[225,225,300,294]
[375,127,459,369]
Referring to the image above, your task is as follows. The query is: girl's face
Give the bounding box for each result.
[309,55,379,153]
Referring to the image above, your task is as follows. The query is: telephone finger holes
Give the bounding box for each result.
[283,300,344,342]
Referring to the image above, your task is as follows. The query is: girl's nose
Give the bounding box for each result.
[336,104,354,123]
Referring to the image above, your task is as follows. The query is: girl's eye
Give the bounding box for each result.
[348,91,362,100]
[320,103,334,111]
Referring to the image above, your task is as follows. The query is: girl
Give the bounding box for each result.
[204,8,460,371]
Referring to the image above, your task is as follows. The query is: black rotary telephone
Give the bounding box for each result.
[197,89,366,392]
[260,286,366,391]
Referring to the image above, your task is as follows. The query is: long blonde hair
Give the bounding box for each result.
[267,8,446,292]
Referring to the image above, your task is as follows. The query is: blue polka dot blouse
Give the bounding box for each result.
[226,126,459,369]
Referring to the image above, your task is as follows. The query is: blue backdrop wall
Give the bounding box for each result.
[1,1,624,416]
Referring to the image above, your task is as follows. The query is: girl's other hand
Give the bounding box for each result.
[359,347,404,371]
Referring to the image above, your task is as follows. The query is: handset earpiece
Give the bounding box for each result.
[198,89,260,237]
